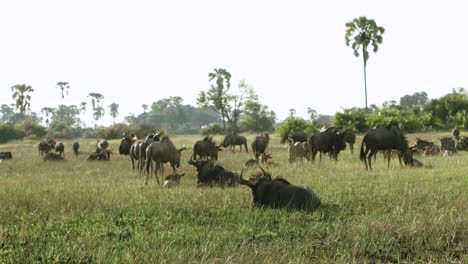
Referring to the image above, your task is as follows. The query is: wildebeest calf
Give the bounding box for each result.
[288,141,310,163]
[0,152,13,160]
[163,173,186,188]
[188,159,239,187]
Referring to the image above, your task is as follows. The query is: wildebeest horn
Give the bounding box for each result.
[259,166,267,176]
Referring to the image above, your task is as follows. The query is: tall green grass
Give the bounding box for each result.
[0,134,466,263]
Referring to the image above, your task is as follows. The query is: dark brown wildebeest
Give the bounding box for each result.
[238,167,320,211]
[43,152,66,161]
[456,136,468,151]
[281,130,308,145]
[188,157,239,187]
[38,139,57,157]
[439,136,455,153]
[251,132,270,161]
[222,133,248,152]
[145,136,186,185]
[55,142,65,157]
[86,149,111,161]
[72,141,80,157]
[343,128,356,154]
[360,123,412,170]
[192,136,222,162]
[308,127,347,164]
[0,152,13,160]
[163,173,186,188]
[288,141,310,163]
[119,134,142,170]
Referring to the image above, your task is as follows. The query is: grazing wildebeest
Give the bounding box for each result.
[55,142,65,157]
[452,127,460,141]
[360,123,412,170]
[188,158,239,187]
[222,133,248,152]
[163,173,186,188]
[456,136,468,151]
[0,152,13,160]
[38,139,56,157]
[192,136,222,162]
[308,127,347,164]
[439,136,455,153]
[252,132,270,161]
[281,130,308,145]
[72,141,80,157]
[288,141,310,163]
[238,167,320,211]
[145,136,186,185]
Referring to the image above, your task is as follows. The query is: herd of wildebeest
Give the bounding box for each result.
[1,123,467,211]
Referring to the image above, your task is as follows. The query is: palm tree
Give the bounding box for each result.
[142,104,148,113]
[11,84,34,114]
[345,16,385,109]
[108,103,119,124]
[87,93,104,125]
[56,82,70,104]
[307,107,317,120]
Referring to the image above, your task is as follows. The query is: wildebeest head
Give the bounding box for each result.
[193,136,222,161]
[163,173,185,188]
[0,152,13,160]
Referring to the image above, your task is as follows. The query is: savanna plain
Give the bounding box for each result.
[0,133,467,263]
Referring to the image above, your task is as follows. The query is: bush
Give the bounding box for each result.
[201,123,224,135]
[0,123,24,143]
[15,118,47,139]
[275,117,318,139]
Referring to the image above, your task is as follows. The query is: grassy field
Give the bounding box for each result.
[0,133,467,263]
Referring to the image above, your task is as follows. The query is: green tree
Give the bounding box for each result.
[345,16,385,109]
[241,94,276,132]
[11,84,34,114]
[307,107,317,120]
[142,104,148,113]
[56,81,70,103]
[399,92,429,110]
[288,109,296,118]
[108,103,119,124]
[0,104,15,123]
[197,68,232,131]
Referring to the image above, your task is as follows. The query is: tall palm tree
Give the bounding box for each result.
[108,103,119,124]
[56,81,70,104]
[41,107,55,127]
[142,104,148,113]
[11,84,34,114]
[87,93,104,125]
[345,16,385,109]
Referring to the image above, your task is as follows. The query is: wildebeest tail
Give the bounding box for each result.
[360,134,367,161]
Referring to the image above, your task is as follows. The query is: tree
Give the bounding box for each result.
[197,68,232,131]
[307,107,317,120]
[142,104,148,113]
[56,81,70,103]
[288,109,296,118]
[241,93,276,132]
[11,84,34,114]
[0,104,15,123]
[41,107,55,127]
[400,92,429,110]
[88,93,105,125]
[108,103,119,124]
[345,16,385,109]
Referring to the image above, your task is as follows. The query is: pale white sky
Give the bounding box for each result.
[1,1,467,126]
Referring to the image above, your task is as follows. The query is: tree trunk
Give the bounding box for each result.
[362,46,368,110]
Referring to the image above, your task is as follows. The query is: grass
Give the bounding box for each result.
[0,134,467,263]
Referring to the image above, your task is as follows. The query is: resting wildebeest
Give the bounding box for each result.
[308,127,346,164]
[360,123,412,170]
[188,157,239,187]
[456,136,468,151]
[238,167,320,211]
[222,133,248,152]
[43,152,65,161]
[96,139,110,160]
[0,152,12,160]
[145,136,186,185]
[288,141,310,163]
[163,173,186,188]
[86,150,111,161]
[251,132,270,161]
[72,141,80,157]
[37,139,56,157]
[439,136,455,153]
[55,142,65,157]
[192,136,222,162]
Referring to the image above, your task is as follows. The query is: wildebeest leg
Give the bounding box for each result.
[367,149,378,170]
[349,143,354,154]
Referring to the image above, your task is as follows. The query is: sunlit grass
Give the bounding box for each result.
[0,134,467,263]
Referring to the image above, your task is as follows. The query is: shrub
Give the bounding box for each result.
[201,123,224,135]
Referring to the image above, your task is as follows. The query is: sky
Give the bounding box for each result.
[1,1,467,126]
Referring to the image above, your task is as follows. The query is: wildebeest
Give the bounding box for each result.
[252,132,270,161]
[456,136,468,151]
[72,141,80,157]
[86,150,111,161]
[238,167,320,211]
[439,136,455,152]
[188,158,239,187]
[360,123,412,170]
[43,152,66,161]
[308,127,347,163]
[145,136,186,185]
[55,142,65,157]
[222,133,248,152]
[244,153,277,167]
[96,139,110,160]
[343,129,356,154]
[163,173,186,188]
[288,141,310,163]
[0,152,12,160]
[119,136,133,155]
[37,139,56,157]
[138,132,161,174]
[280,130,308,145]
[192,136,222,162]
